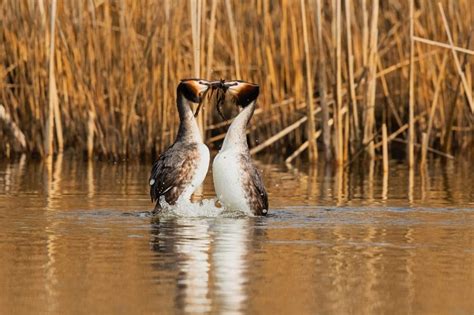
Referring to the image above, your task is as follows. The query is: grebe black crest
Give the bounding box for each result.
[149,79,212,213]
[211,80,268,216]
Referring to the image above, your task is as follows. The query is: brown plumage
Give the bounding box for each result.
[149,142,200,211]
[239,153,268,215]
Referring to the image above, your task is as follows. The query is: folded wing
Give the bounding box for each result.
[149,143,198,208]
[240,153,268,215]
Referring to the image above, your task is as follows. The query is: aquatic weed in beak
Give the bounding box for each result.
[206,80,228,120]
[192,80,213,117]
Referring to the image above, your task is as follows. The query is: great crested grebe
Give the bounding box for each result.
[212,80,268,216]
[149,79,211,213]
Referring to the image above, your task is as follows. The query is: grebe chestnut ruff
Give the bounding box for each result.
[149,79,211,213]
[212,80,268,216]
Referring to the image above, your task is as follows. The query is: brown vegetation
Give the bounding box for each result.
[0,0,473,165]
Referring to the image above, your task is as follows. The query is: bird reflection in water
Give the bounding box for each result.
[150,217,254,314]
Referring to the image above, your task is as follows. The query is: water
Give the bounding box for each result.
[0,156,473,314]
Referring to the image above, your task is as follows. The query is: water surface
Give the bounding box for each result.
[0,156,473,314]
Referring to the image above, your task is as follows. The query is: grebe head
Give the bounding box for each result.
[224,80,260,108]
[208,80,260,120]
[178,79,212,116]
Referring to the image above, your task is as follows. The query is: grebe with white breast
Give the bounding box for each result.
[212,80,268,216]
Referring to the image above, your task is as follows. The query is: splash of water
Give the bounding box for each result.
[158,197,252,218]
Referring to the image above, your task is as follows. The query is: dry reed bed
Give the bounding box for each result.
[0,0,473,166]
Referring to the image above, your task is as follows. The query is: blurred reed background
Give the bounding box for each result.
[0,0,473,166]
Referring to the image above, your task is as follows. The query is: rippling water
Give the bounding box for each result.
[0,156,473,314]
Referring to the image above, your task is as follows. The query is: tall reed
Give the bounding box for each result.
[0,0,472,165]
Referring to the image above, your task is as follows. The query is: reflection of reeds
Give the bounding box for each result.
[0,1,473,164]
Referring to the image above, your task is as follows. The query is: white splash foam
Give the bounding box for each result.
[160,197,223,217]
[158,197,253,218]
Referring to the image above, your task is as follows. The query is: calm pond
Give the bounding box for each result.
[0,156,473,314]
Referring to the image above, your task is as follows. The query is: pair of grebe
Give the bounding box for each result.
[149,79,268,216]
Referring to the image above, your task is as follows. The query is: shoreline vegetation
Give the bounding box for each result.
[0,1,473,167]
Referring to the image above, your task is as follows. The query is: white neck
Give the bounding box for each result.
[221,101,255,152]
